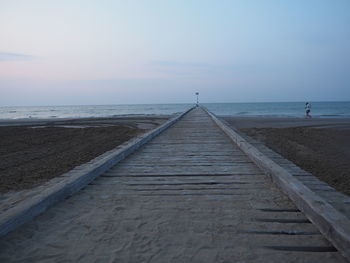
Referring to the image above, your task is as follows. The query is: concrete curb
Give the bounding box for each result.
[0,106,195,237]
[203,107,350,261]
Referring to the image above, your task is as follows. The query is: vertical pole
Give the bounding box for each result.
[195,92,199,106]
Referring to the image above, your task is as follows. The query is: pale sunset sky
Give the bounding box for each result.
[1,0,349,106]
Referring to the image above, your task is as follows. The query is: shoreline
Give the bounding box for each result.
[0,114,171,127]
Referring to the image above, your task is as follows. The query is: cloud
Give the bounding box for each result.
[0,51,36,61]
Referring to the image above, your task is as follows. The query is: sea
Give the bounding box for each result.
[0,102,350,120]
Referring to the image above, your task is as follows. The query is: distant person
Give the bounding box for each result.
[305,102,312,118]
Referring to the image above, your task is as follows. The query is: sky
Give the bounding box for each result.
[1,0,350,106]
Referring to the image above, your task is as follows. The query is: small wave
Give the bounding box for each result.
[236,111,250,115]
[319,114,342,117]
[8,110,17,113]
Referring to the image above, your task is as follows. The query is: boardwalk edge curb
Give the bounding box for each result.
[204,107,350,261]
[0,106,195,237]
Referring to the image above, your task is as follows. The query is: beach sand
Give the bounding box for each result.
[2,114,349,197]
[0,116,168,193]
[222,117,350,196]
[1,108,345,263]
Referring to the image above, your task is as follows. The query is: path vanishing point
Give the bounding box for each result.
[0,107,348,262]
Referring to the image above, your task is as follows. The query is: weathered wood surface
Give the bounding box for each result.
[0,107,193,238]
[0,107,346,262]
[206,108,350,261]
[234,128,350,219]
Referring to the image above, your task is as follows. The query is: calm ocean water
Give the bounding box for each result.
[1,102,350,120]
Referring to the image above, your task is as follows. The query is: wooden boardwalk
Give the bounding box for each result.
[0,107,346,262]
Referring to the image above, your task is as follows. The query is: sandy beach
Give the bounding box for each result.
[1,108,346,263]
[2,115,349,196]
[0,116,168,193]
[222,117,350,196]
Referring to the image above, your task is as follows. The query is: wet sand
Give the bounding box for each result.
[0,116,168,193]
[222,117,350,196]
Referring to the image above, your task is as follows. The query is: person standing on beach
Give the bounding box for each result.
[305,102,312,118]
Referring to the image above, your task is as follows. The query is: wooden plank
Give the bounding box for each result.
[205,106,350,260]
[0,106,345,262]
[0,107,195,237]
